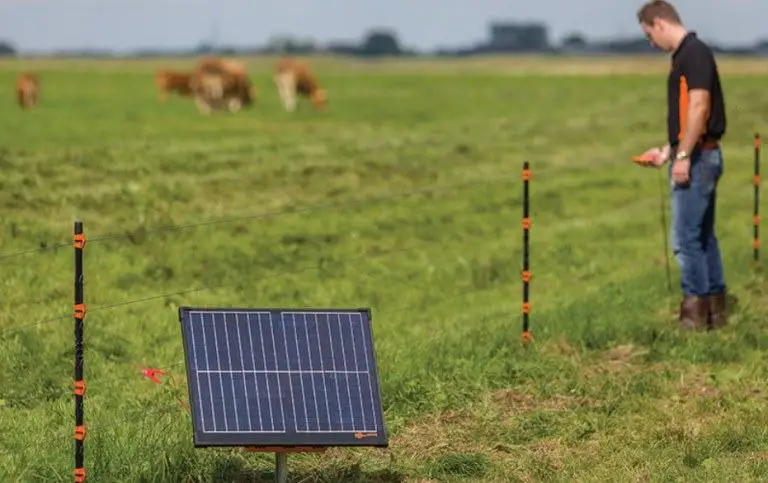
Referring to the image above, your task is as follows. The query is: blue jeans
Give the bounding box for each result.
[669,148,727,297]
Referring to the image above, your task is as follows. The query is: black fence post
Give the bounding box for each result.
[521,162,532,345]
[754,133,761,265]
[73,221,87,482]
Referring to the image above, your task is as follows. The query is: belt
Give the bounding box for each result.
[672,139,720,154]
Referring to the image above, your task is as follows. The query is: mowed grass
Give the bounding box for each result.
[2,55,768,481]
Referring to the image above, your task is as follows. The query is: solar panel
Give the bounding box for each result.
[177,307,388,448]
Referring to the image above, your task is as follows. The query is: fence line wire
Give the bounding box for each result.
[86,172,517,244]
[0,121,531,260]
[6,281,519,414]
[84,287,522,431]
[4,169,672,316]
[8,231,522,407]
[0,166,520,263]
[1,154,528,426]
[6,173,680,336]
[0,241,71,261]
[3,144,622,265]
[0,201,518,336]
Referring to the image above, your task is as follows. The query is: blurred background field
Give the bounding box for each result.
[4,53,768,75]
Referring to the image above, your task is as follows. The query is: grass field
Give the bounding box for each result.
[2,54,768,482]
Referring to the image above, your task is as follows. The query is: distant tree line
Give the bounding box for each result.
[0,40,15,56]
[3,21,768,59]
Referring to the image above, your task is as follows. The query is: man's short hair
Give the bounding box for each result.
[637,1,682,26]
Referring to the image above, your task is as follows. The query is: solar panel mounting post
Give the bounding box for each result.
[275,452,287,483]
[245,446,326,482]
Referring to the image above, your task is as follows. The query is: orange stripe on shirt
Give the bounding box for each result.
[678,75,688,141]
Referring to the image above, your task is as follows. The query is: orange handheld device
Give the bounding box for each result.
[632,154,656,166]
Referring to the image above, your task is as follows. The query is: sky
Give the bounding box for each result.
[0,0,766,53]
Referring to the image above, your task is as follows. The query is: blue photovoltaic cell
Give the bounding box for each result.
[178,307,388,447]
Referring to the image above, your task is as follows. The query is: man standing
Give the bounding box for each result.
[636,1,728,331]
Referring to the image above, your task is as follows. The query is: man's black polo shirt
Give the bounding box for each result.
[667,32,726,148]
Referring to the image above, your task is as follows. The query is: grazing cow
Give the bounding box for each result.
[196,56,247,77]
[15,72,39,110]
[155,70,193,102]
[189,56,256,114]
[274,57,326,112]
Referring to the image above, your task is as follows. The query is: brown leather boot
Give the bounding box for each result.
[708,293,728,329]
[679,295,709,331]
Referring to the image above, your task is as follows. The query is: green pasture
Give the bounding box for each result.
[1,55,768,482]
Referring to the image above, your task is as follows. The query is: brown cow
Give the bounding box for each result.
[190,56,256,114]
[196,56,247,76]
[16,72,39,110]
[274,57,326,112]
[155,70,193,102]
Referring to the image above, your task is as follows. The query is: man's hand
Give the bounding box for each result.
[660,143,671,162]
[636,146,669,167]
[671,158,690,185]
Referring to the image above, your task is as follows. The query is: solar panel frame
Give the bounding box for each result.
[178,306,388,448]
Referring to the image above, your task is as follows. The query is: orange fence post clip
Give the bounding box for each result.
[73,380,85,397]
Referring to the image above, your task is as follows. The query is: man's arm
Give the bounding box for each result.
[677,47,714,157]
[677,89,710,155]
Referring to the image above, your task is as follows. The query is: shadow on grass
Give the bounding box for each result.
[725,293,740,318]
[212,458,406,483]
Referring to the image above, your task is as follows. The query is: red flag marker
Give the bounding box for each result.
[142,368,165,384]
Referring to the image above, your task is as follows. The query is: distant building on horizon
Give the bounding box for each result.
[486,22,550,52]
